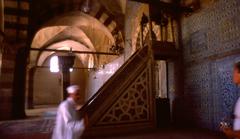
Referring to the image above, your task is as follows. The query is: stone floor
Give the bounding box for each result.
[0,118,54,139]
[0,107,225,139]
[25,105,58,118]
[0,127,225,139]
[94,129,225,139]
[0,106,56,139]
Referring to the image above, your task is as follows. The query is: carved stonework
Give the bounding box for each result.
[96,66,151,125]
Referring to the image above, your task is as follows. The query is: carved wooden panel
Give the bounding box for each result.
[82,47,155,136]
[96,66,151,125]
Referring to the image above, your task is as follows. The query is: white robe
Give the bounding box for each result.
[234,97,240,131]
[52,98,85,139]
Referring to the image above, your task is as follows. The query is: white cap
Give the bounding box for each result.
[66,85,80,94]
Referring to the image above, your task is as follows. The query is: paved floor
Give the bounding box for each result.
[0,118,54,139]
[0,107,225,139]
[0,107,56,139]
[0,128,225,139]
[93,129,225,139]
[25,105,58,118]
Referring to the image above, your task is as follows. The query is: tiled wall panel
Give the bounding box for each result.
[182,0,240,130]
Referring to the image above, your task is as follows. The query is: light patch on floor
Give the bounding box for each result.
[25,105,58,118]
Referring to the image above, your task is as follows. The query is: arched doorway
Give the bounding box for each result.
[24,11,121,118]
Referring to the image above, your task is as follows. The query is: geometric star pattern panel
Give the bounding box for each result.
[96,65,151,125]
[182,0,240,130]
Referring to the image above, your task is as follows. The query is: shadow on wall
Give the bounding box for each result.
[168,88,198,128]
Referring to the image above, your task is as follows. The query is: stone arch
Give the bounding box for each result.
[30,11,124,68]
[26,7,124,109]
[29,1,124,46]
[30,26,96,67]
[36,40,94,67]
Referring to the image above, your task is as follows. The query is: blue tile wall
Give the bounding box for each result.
[182,0,240,130]
[212,56,240,129]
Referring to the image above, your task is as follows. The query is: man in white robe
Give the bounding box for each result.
[222,62,240,138]
[52,85,86,139]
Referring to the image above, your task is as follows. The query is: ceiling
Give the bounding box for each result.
[30,11,120,68]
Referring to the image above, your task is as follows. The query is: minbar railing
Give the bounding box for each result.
[79,46,156,137]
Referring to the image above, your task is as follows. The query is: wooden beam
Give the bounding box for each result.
[30,48,119,56]
[129,0,192,13]
[6,0,29,2]
[35,66,96,70]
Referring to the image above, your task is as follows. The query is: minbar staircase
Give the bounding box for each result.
[80,46,156,137]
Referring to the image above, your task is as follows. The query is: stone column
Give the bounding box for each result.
[27,67,36,109]
[0,33,3,77]
[0,0,3,31]
[12,47,28,119]
[0,0,3,77]
[58,56,75,100]
[155,60,167,98]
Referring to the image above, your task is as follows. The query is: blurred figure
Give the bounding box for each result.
[52,85,87,139]
[221,62,240,138]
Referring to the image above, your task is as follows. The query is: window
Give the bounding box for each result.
[155,60,167,98]
[50,56,59,73]
[50,56,73,73]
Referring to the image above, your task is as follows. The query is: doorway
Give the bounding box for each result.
[25,54,88,118]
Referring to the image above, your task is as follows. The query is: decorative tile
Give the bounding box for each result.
[183,0,240,130]
[212,56,240,129]
[183,0,240,63]
[184,61,213,129]
[189,30,208,54]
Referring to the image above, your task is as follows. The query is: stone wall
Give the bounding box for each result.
[124,1,149,59]
[182,0,240,130]
[32,68,87,106]
[33,68,62,105]
[31,56,88,106]
[0,42,22,120]
[86,56,124,100]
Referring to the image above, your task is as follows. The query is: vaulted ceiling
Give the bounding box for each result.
[4,0,203,68]
[29,0,126,68]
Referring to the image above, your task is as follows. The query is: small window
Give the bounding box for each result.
[50,56,59,73]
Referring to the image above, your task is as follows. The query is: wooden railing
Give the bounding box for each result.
[80,46,156,137]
